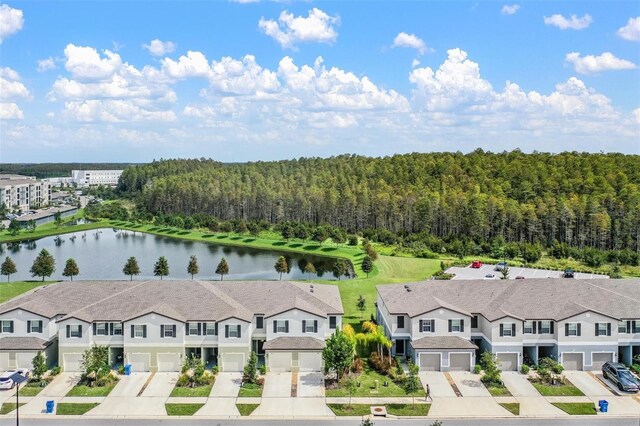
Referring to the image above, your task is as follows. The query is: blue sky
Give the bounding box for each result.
[1,1,639,162]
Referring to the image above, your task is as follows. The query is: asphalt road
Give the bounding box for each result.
[12,418,640,426]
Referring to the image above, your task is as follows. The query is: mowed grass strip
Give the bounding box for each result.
[530,381,585,396]
[18,382,46,396]
[326,363,425,397]
[386,403,430,416]
[328,404,372,416]
[66,384,116,397]
[165,403,204,416]
[56,402,99,415]
[499,402,520,415]
[238,383,262,397]
[485,384,512,397]
[0,403,25,415]
[170,384,213,397]
[552,402,597,415]
[236,403,259,416]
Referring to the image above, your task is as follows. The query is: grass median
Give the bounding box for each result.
[165,403,204,416]
[236,403,260,416]
[56,402,99,415]
[552,402,597,415]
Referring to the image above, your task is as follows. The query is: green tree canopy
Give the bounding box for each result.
[1,257,17,282]
[361,256,373,278]
[216,257,229,280]
[154,256,169,280]
[123,256,140,280]
[62,258,79,281]
[30,249,56,281]
[322,330,354,381]
[187,255,199,279]
[274,256,288,280]
[303,261,316,278]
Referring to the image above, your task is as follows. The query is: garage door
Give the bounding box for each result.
[16,352,36,369]
[449,353,471,371]
[299,352,322,372]
[157,353,181,372]
[497,353,518,371]
[419,353,441,371]
[63,353,83,372]
[591,353,613,370]
[269,352,292,372]
[129,353,151,372]
[0,353,10,370]
[562,353,583,370]
[221,353,245,372]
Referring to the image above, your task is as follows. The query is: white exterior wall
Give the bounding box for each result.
[71,170,123,187]
[91,323,125,346]
[377,294,410,337]
[184,323,219,346]
[411,308,472,340]
[0,179,50,211]
[57,318,92,347]
[490,316,524,344]
[557,311,618,344]
[217,318,251,348]
[124,313,184,347]
[0,309,54,340]
[266,309,329,340]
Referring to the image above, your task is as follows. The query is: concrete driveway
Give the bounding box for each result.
[429,397,514,417]
[195,398,240,416]
[211,372,242,397]
[0,385,17,404]
[39,372,80,397]
[501,372,539,397]
[517,396,568,417]
[564,371,611,396]
[253,397,332,417]
[110,372,151,397]
[263,372,291,397]
[419,371,456,397]
[86,396,167,416]
[449,371,491,397]
[140,372,179,397]
[297,372,324,397]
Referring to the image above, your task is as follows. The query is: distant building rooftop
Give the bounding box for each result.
[16,205,77,222]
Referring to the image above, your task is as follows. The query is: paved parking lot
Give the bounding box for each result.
[447,263,608,280]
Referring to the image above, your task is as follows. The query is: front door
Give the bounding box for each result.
[395,339,405,355]
[252,339,265,355]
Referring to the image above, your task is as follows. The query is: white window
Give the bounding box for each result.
[502,323,514,337]
[596,322,608,336]
[540,321,552,334]
[189,323,199,335]
[134,325,145,338]
[206,322,216,336]
[567,323,578,336]
[29,320,43,333]
[163,325,174,338]
[113,323,123,335]
[421,319,434,332]
[450,319,463,333]
[70,325,81,338]
[618,321,628,333]
[304,321,315,333]
[96,323,107,336]
[523,321,534,334]
[228,325,239,338]
[1,320,13,333]
[276,320,287,333]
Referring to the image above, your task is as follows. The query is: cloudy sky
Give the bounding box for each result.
[1,1,639,162]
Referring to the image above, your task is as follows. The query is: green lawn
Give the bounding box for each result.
[66,384,116,397]
[0,281,55,304]
[18,381,47,396]
[238,383,263,397]
[328,404,373,416]
[552,402,597,415]
[165,403,204,416]
[326,364,425,397]
[56,403,99,415]
[386,403,430,416]
[170,384,213,397]
[236,403,260,416]
[0,210,107,244]
[485,384,512,397]
[0,403,25,415]
[530,380,585,396]
[499,402,520,416]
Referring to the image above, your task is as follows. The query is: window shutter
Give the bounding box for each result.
[225,325,229,338]
[511,323,516,337]
[142,325,147,338]
[430,319,435,332]
[500,324,504,337]
[460,320,464,333]
[27,320,31,334]
[67,325,71,338]
[532,321,537,334]
[110,323,114,335]
[285,321,289,333]
[550,321,554,334]
[302,320,306,333]
[537,321,542,334]
[198,323,202,336]
[607,323,611,336]
[595,324,599,337]
[78,325,82,338]
[273,321,277,333]
[419,320,424,331]
[215,322,218,335]
[237,325,241,338]
[448,320,452,333]
[93,323,97,335]
[131,324,134,338]
[173,325,177,337]
[576,323,581,336]
[186,323,190,336]
[160,325,165,338]
[565,323,569,336]
[626,321,631,333]
[314,320,318,333]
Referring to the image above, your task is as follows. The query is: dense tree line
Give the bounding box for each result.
[0,163,135,179]
[117,151,640,254]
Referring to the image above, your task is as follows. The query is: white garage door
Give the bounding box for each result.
[129,353,151,372]
[419,353,441,371]
[562,353,583,371]
[16,352,36,369]
[63,353,83,372]
[497,353,518,371]
[221,353,245,372]
[157,353,181,372]
[449,353,471,371]
[591,353,613,370]
[299,352,322,372]
[269,352,292,372]
[0,353,10,370]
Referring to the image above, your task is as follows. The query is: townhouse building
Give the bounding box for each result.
[0,280,343,373]
[377,279,640,372]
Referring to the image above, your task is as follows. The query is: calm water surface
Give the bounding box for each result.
[1,228,342,281]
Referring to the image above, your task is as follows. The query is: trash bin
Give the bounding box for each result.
[124,364,132,375]
[598,400,608,413]
[46,400,55,414]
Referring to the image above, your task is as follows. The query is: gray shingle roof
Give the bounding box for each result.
[378,278,640,321]
[0,337,50,350]
[262,336,325,351]
[0,280,343,323]
[411,336,478,350]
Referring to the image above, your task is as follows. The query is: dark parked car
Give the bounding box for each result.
[562,269,575,278]
[494,261,508,271]
[602,362,639,392]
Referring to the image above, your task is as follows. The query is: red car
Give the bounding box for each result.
[471,260,482,268]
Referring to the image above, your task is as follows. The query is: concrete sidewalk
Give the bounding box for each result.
[501,372,539,397]
[211,372,242,397]
[39,373,80,397]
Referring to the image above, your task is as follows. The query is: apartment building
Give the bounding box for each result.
[377,279,640,372]
[71,170,123,187]
[0,280,343,373]
[0,174,51,211]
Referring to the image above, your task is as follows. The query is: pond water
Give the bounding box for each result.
[0,229,345,281]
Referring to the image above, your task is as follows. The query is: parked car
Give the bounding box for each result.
[602,362,640,392]
[484,274,496,280]
[471,260,482,268]
[562,269,575,278]
[494,261,508,271]
[0,369,29,390]
[515,276,526,280]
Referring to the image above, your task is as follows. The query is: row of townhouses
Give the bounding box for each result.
[377,278,640,372]
[0,280,343,373]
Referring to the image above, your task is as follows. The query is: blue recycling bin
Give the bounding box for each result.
[598,400,608,413]
[46,400,55,414]
[124,364,132,375]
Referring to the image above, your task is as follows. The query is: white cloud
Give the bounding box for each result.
[63,100,176,123]
[617,17,640,41]
[565,52,636,74]
[64,44,123,80]
[37,57,57,72]
[161,51,211,78]
[143,39,176,56]
[0,67,29,99]
[0,102,23,119]
[208,55,280,95]
[0,4,24,43]
[544,13,593,30]
[258,8,339,49]
[392,32,428,55]
[501,4,520,15]
[633,108,640,124]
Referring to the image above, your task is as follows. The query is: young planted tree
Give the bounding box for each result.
[500,265,510,280]
[54,211,62,227]
[404,362,421,410]
[1,257,17,282]
[62,258,79,281]
[303,261,316,279]
[154,256,169,280]
[480,351,502,386]
[8,219,21,236]
[187,255,199,279]
[27,220,36,233]
[216,257,229,281]
[356,295,366,318]
[123,256,140,280]
[30,249,56,281]
[243,351,258,384]
[274,256,288,280]
[361,256,373,278]
[345,377,357,409]
[81,345,110,386]
[322,330,354,381]
[32,351,47,383]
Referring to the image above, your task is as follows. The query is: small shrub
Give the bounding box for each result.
[351,357,364,373]
[259,364,266,375]
[369,353,393,375]
[176,374,191,387]
[520,364,530,375]
[117,365,125,375]
[50,366,61,376]
[473,364,482,374]
[211,365,219,375]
